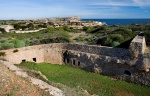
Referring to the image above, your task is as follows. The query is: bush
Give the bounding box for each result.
[0,42,14,49]
[13,49,19,53]
[11,39,25,48]
[111,41,120,47]
[111,34,124,42]
[75,37,84,42]
[144,31,150,46]
[15,40,25,48]
[0,52,6,57]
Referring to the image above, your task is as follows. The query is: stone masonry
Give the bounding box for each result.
[0,36,150,86]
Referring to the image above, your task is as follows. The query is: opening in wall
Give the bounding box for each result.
[78,61,80,66]
[67,58,69,63]
[124,70,131,76]
[63,58,65,63]
[73,60,75,65]
[22,59,26,62]
[33,58,36,62]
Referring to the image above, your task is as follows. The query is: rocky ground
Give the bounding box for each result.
[0,60,93,96]
[0,62,50,96]
[0,60,66,96]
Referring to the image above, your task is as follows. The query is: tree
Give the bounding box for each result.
[14,24,21,30]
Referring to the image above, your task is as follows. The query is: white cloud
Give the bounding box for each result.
[132,0,150,6]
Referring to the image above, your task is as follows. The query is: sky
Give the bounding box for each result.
[0,0,150,20]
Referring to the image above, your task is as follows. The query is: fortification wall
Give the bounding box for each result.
[64,44,129,58]
[64,50,150,86]
[0,46,44,64]
[0,44,65,64]
[129,36,147,58]
[0,40,150,86]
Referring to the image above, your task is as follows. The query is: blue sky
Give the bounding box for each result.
[0,0,150,19]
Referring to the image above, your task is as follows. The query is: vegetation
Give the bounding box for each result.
[0,28,71,50]
[0,52,6,57]
[0,22,150,49]
[0,28,6,33]
[18,62,150,96]
[13,49,19,53]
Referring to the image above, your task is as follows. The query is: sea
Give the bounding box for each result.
[82,19,150,26]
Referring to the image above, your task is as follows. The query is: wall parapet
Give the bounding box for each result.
[129,35,147,58]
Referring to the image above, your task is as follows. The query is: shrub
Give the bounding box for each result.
[15,40,25,48]
[75,37,84,42]
[111,34,124,42]
[11,39,25,48]
[111,41,120,47]
[13,49,19,53]
[0,42,14,49]
[0,52,6,57]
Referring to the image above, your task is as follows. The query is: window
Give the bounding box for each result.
[124,70,131,76]
[33,58,36,62]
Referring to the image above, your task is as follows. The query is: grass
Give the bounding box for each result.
[18,62,150,96]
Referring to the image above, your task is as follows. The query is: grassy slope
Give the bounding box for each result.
[18,62,150,96]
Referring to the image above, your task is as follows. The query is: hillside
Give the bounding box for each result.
[0,62,50,96]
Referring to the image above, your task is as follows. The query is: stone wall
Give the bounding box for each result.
[64,44,129,58]
[63,50,150,86]
[0,39,150,86]
[129,36,147,58]
[0,44,64,64]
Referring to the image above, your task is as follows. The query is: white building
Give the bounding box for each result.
[0,25,15,32]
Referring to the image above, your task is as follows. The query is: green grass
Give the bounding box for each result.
[18,62,150,96]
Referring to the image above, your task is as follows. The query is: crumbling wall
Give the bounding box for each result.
[0,46,44,64]
[129,36,147,58]
[44,46,64,64]
[0,41,150,86]
[64,44,129,58]
[63,50,150,86]
[0,44,65,64]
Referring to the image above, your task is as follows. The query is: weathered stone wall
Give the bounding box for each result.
[0,46,44,64]
[0,40,150,86]
[64,44,129,58]
[63,50,150,86]
[129,36,147,57]
[0,44,65,64]
[43,44,64,64]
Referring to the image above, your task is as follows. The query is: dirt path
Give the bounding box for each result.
[0,60,65,96]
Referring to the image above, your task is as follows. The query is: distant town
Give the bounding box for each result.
[0,16,105,33]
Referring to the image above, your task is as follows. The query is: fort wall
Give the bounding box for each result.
[129,36,147,57]
[0,36,150,86]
